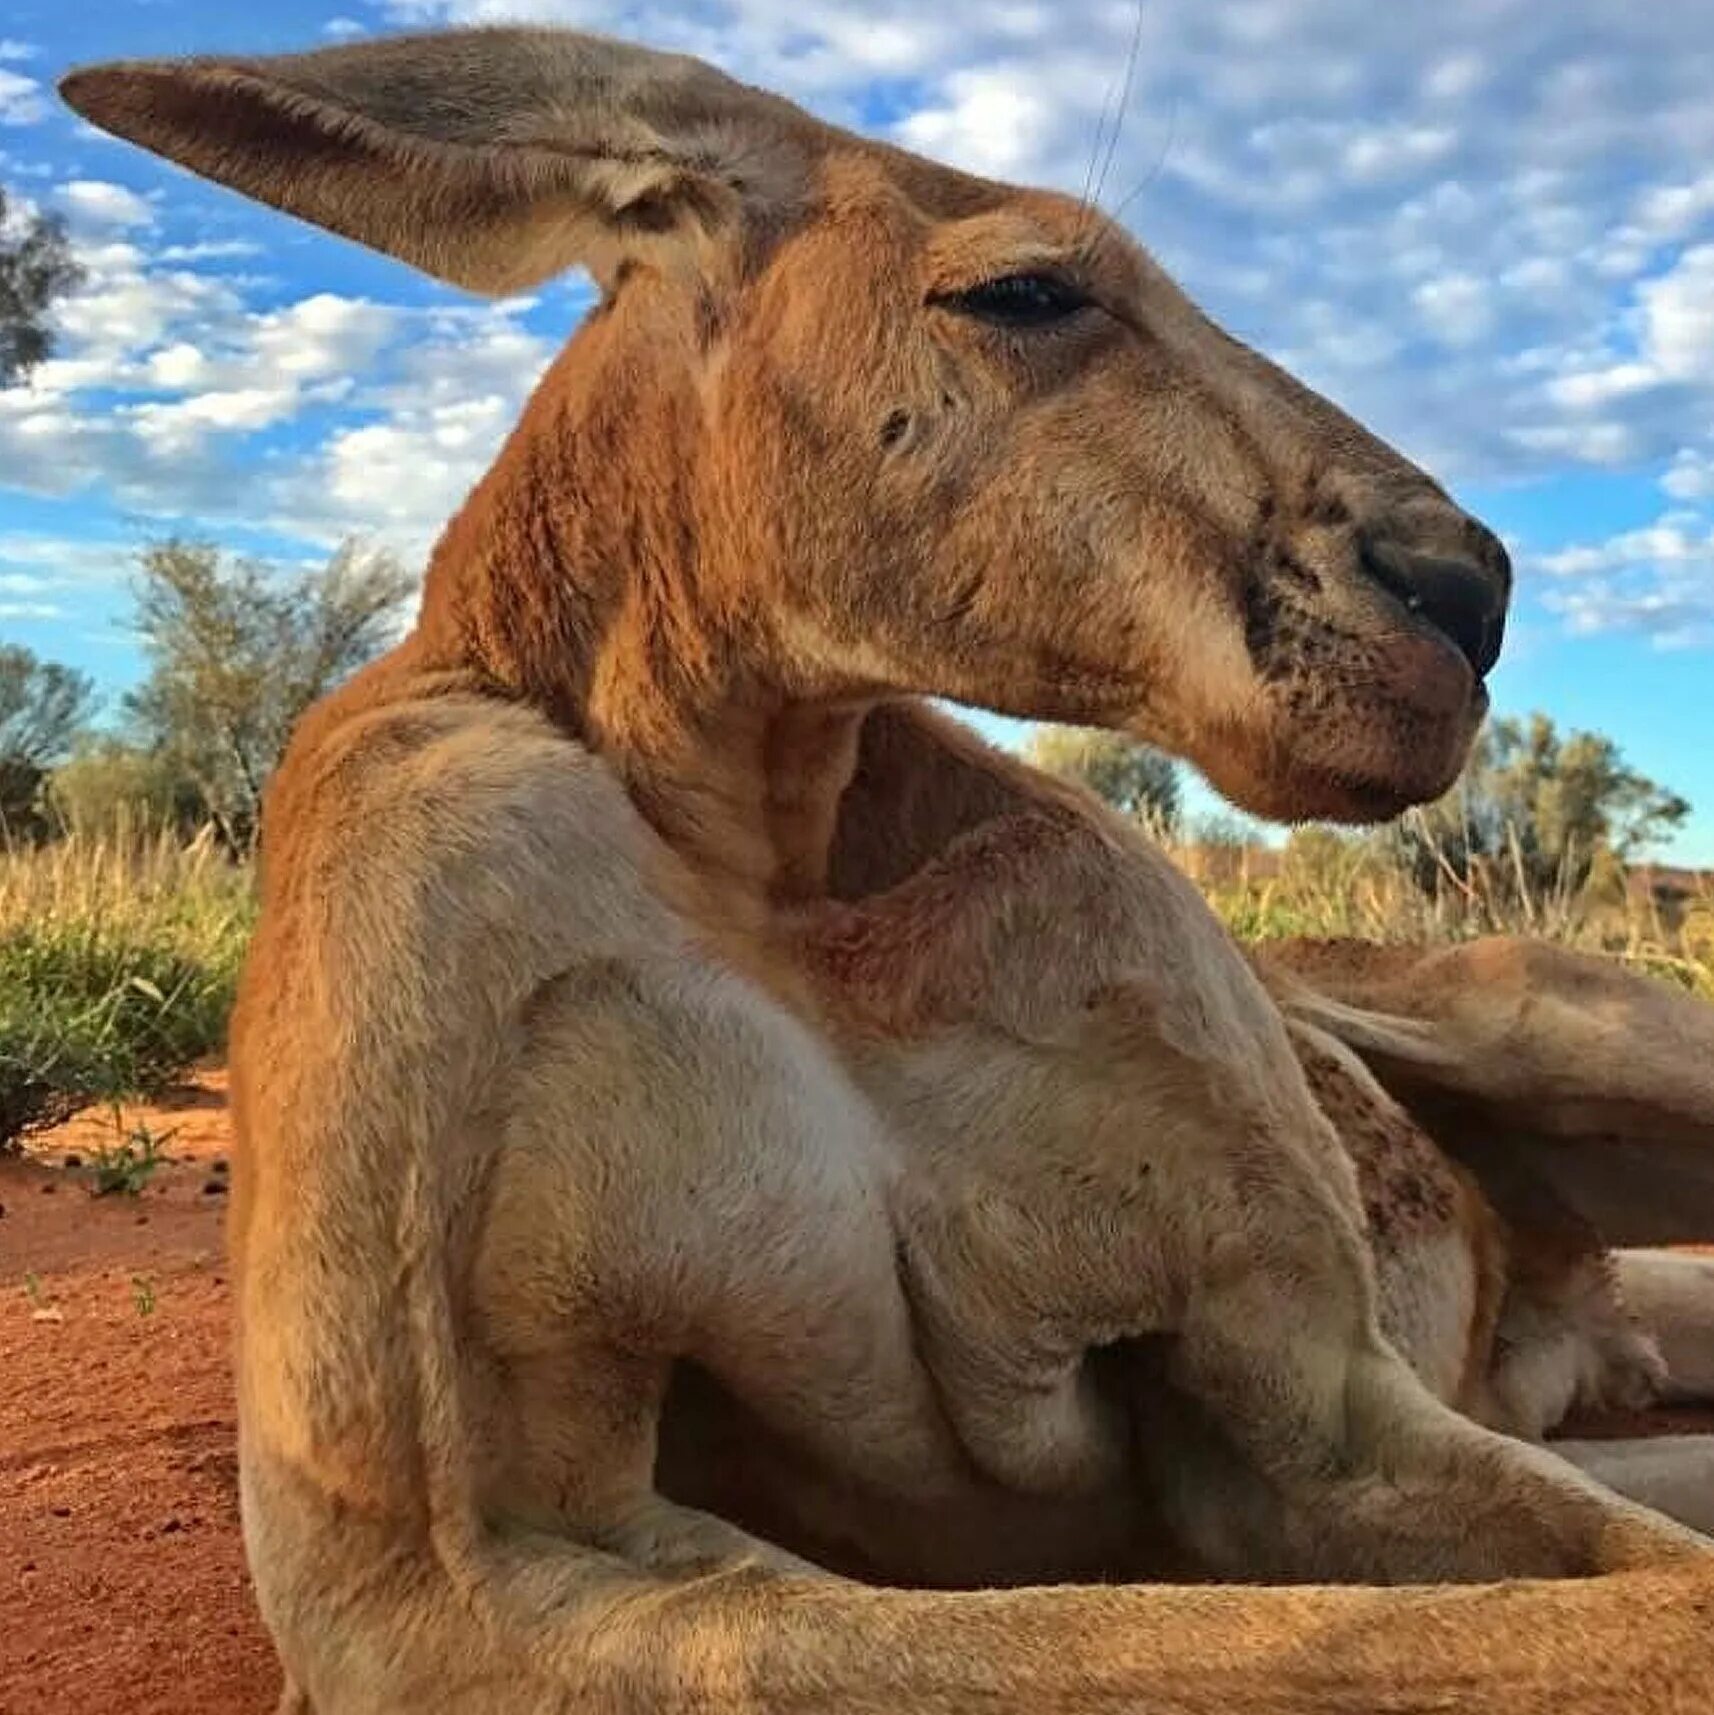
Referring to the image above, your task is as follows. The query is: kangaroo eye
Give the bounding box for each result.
[934,272,1092,328]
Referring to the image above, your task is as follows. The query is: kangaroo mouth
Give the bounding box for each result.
[1198,628,1487,824]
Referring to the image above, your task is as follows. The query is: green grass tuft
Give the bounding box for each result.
[0,823,253,1149]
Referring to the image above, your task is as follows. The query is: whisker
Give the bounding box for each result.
[1075,48,1129,242]
[1091,0,1149,215]
[1104,91,1182,234]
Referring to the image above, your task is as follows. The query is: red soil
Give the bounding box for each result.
[0,1075,278,1715]
[0,1078,1708,1714]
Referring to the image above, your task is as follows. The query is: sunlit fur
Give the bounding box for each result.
[62,28,1714,1714]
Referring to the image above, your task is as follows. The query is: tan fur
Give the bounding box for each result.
[1257,937,1714,1242]
[61,27,1714,1714]
[1617,1251,1714,1402]
[1254,938,1714,1499]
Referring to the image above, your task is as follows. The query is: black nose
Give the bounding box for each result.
[1358,532,1508,677]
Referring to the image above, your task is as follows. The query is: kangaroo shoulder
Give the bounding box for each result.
[240,680,689,1065]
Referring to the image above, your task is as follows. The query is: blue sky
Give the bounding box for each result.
[2,1,1713,857]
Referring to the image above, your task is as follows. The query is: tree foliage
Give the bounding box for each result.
[47,735,207,839]
[1393,712,1690,902]
[126,539,416,853]
[0,645,96,831]
[1023,726,1182,830]
[0,184,82,387]
[0,644,95,768]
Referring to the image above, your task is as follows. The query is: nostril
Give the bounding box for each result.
[1359,537,1507,677]
[1468,520,1514,590]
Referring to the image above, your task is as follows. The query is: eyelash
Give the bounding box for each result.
[932,271,1094,329]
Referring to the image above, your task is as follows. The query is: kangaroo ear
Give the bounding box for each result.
[60,27,825,294]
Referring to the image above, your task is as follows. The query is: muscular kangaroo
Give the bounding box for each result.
[62,28,1713,1713]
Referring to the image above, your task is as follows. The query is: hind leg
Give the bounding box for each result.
[1615,1250,1714,1401]
[1552,1436,1714,1537]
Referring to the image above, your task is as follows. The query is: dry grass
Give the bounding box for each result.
[0,811,1708,1147]
[0,813,251,939]
[1168,821,1714,1001]
[0,815,254,1146]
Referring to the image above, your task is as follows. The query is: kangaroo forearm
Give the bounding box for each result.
[459,1554,1714,1715]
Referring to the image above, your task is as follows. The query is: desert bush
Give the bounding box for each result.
[0,644,97,836]
[1192,828,1714,999]
[47,736,207,838]
[128,538,413,855]
[0,825,253,1148]
[1023,726,1182,830]
[1388,713,1689,909]
[1,182,83,386]
[0,767,1707,1153]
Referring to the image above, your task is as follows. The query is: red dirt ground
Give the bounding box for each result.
[0,1075,279,1715]
[1,1078,1709,1714]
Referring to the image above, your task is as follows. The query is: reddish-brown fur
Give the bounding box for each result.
[61,28,1714,1714]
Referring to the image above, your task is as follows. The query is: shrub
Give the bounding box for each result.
[1022,726,1182,831]
[0,827,253,1149]
[0,928,226,1143]
[47,738,207,839]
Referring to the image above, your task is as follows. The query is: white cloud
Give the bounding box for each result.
[0,41,37,62]
[1637,244,1714,380]
[1631,172,1714,245]
[143,343,209,390]
[1340,124,1456,183]
[1542,586,1714,648]
[1523,453,1714,650]
[0,173,564,562]
[1510,421,1642,465]
[1411,272,1496,348]
[248,293,394,380]
[45,239,242,379]
[8,0,1714,655]
[0,532,137,619]
[1663,450,1714,502]
[1532,245,1714,442]
[0,211,407,516]
[0,534,137,591]
[895,68,1062,180]
[1536,523,1714,581]
[1421,54,1486,102]
[269,305,557,553]
[155,239,265,263]
[58,180,157,231]
[0,65,46,125]
[1546,362,1658,410]
[127,388,306,455]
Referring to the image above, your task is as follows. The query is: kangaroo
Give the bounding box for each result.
[62,28,1714,1713]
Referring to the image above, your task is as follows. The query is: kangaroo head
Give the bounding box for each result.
[64,28,1507,828]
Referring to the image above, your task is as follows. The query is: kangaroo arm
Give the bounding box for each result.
[302,1527,1714,1715]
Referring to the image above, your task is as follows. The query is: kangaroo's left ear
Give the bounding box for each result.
[60,26,830,294]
